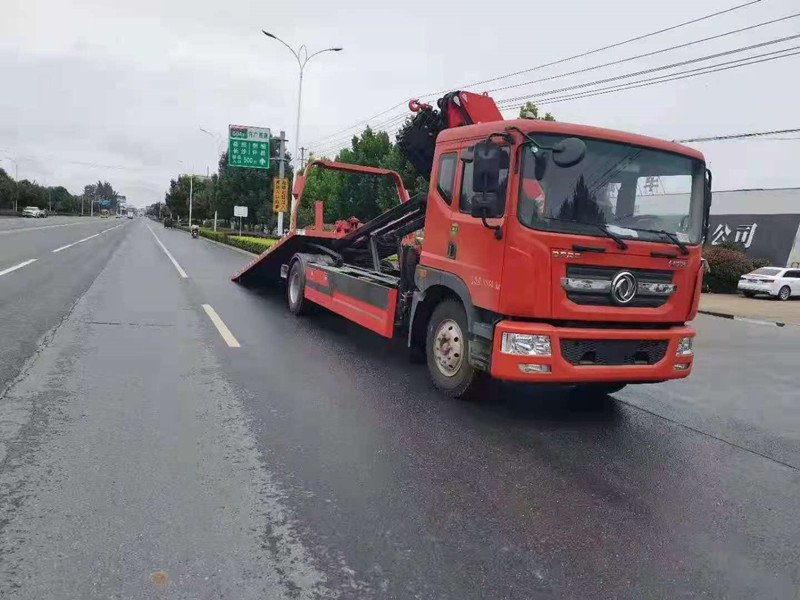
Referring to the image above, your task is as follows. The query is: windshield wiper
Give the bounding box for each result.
[624,227,689,255]
[544,217,629,250]
[591,223,628,250]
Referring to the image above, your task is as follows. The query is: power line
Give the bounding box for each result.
[504,46,800,110]
[415,0,767,97]
[486,12,800,94]
[677,128,800,142]
[496,36,800,106]
[305,101,409,147]
[511,46,800,105]
[306,0,767,147]
[310,112,409,150]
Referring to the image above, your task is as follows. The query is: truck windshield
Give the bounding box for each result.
[517,135,706,245]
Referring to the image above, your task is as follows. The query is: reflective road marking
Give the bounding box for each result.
[202,304,241,348]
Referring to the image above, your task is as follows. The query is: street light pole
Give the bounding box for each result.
[261,31,341,209]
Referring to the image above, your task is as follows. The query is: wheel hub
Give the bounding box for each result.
[289,269,301,305]
[433,319,464,377]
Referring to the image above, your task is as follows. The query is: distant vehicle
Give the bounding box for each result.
[738,267,800,301]
[127,210,134,219]
[100,209,109,218]
[22,206,43,218]
[115,213,122,219]
[39,209,48,218]
[163,216,174,228]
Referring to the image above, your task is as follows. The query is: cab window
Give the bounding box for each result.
[436,153,457,205]
[459,147,510,214]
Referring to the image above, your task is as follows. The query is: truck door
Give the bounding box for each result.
[446,146,510,311]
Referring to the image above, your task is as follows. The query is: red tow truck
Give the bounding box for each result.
[233,91,711,398]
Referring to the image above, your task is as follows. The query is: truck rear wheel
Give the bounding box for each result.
[287,260,309,315]
[426,299,477,398]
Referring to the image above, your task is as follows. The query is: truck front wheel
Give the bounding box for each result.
[426,299,477,398]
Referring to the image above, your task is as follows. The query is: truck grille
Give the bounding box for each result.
[560,339,669,366]
[564,265,674,307]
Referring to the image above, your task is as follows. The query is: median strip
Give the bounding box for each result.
[0,259,37,278]
[202,304,241,347]
[148,227,188,278]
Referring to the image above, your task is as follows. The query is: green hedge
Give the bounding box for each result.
[177,225,277,254]
[703,244,771,293]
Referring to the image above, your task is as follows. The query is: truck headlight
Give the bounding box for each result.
[676,337,693,356]
[501,333,551,356]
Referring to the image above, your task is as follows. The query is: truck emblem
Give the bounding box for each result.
[611,271,637,304]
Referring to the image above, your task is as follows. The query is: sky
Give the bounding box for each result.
[1,0,798,207]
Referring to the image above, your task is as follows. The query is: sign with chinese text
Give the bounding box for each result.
[233,205,248,218]
[708,213,800,267]
[273,177,289,213]
[228,125,270,169]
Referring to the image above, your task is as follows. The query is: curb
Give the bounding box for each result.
[698,309,786,327]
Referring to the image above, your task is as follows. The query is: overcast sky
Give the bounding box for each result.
[1,0,798,207]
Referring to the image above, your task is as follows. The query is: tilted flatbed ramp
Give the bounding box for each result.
[230,229,338,285]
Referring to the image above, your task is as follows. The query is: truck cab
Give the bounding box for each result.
[412,119,710,395]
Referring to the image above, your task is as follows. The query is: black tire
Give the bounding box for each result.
[425,299,477,398]
[742,291,756,298]
[778,286,791,301]
[573,383,627,398]
[286,259,309,315]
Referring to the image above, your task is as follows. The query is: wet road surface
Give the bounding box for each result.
[1,218,798,599]
[0,216,128,394]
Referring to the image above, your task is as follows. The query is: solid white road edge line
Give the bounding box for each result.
[148,226,188,278]
[0,259,38,277]
[202,304,241,348]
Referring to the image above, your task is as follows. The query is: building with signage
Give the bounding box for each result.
[708,187,800,268]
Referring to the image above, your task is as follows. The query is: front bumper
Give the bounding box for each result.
[490,321,695,383]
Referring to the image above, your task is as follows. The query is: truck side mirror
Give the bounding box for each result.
[551,137,586,168]
[472,141,502,193]
[470,192,502,219]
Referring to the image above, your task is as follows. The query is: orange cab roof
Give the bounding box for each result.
[437,118,705,161]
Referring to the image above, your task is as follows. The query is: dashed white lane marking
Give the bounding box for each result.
[202,304,241,348]
[51,223,125,253]
[0,259,38,277]
[52,232,100,253]
[148,226,188,279]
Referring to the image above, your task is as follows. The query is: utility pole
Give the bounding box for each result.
[91,190,96,217]
[277,130,286,236]
[189,175,193,226]
[300,147,306,170]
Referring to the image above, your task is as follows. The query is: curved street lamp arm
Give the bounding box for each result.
[262,30,301,66]
[304,47,343,68]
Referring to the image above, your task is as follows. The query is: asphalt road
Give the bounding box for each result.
[1,218,798,599]
[0,215,129,394]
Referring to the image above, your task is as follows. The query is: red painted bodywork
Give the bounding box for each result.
[305,265,397,338]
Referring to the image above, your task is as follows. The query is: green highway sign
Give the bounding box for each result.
[228,139,270,169]
[228,125,271,170]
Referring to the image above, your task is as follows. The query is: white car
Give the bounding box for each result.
[738,267,800,301]
[22,206,42,218]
